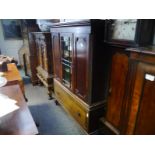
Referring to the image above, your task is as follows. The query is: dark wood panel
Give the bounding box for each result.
[52,33,62,81]
[46,34,53,74]
[91,44,111,104]
[126,62,155,134]
[28,33,38,85]
[119,59,138,134]
[34,33,52,74]
[35,37,43,67]
[74,34,89,101]
[106,52,129,129]
[135,79,155,134]
[28,32,37,56]
[29,55,38,84]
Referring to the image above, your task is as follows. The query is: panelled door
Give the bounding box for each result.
[106,52,129,132]
[74,33,89,102]
[126,62,155,134]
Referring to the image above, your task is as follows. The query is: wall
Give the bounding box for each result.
[0,20,23,64]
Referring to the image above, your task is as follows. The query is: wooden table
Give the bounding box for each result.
[0,85,38,135]
[3,63,25,94]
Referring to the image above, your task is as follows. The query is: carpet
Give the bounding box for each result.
[20,69,86,135]
[29,103,86,135]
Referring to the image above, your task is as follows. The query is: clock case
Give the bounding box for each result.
[104,19,155,47]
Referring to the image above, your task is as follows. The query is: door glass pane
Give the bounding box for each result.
[60,35,72,88]
[61,36,72,62]
[62,64,71,88]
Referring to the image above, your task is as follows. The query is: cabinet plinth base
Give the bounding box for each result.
[54,79,104,134]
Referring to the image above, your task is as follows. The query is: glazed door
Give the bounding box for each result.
[60,33,73,89]
[126,62,155,134]
[74,33,89,101]
[52,33,61,81]
[106,52,129,132]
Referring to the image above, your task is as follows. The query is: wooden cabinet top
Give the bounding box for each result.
[126,46,155,56]
[50,20,105,34]
[50,19,103,27]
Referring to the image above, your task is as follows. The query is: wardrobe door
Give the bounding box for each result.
[52,33,61,81]
[35,36,43,68]
[106,52,129,132]
[28,33,38,84]
[40,38,47,70]
[74,33,89,102]
[60,33,73,90]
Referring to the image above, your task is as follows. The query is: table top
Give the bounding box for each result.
[4,63,22,83]
[0,84,38,135]
[2,63,25,94]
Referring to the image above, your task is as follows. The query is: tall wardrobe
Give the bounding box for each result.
[28,32,53,99]
[50,20,110,133]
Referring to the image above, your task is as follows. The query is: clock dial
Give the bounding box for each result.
[110,19,137,41]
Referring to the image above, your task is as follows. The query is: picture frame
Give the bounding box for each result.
[1,19,22,40]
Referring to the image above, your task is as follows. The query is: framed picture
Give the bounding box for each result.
[1,19,22,40]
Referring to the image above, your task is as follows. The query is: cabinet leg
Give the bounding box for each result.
[31,80,39,86]
[39,81,43,86]
[48,94,53,100]
[35,121,40,127]
[55,100,60,105]
[24,94,28,102]
[48,87,53,100]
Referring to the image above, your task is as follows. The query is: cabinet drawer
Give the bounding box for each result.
[54,79,88,130]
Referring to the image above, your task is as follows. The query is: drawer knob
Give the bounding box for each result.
[77,112,81,117]
[108,88,112,95]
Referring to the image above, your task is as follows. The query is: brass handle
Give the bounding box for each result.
[56,91,60,96]
[109,88,112,95]
[77,112,81,117]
